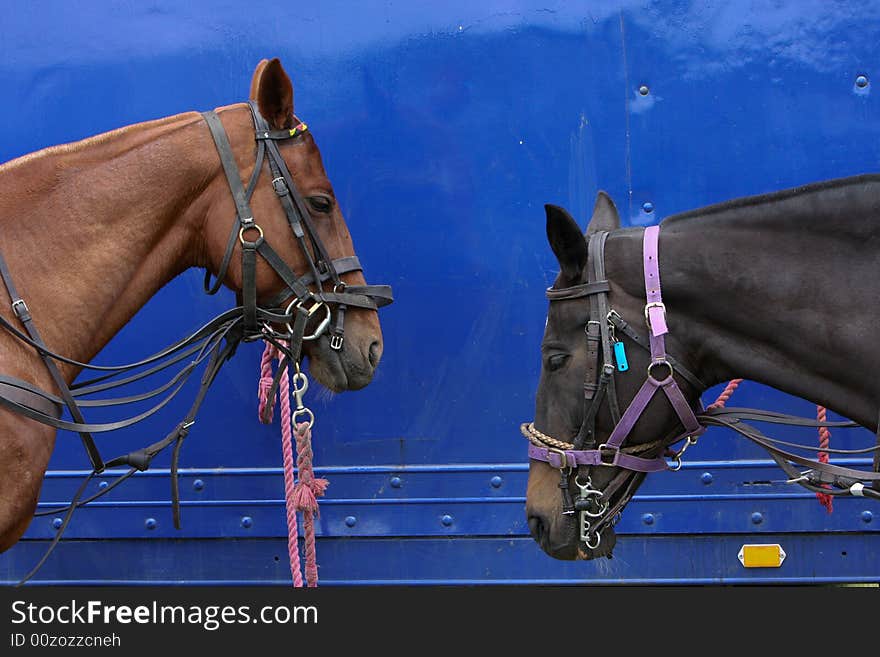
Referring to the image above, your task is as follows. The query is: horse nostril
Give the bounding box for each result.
[368,340,382,368]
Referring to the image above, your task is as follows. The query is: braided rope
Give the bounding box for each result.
[258,342,327,586]
[816,406,834,513]
[521,421,661,455]
[707,378,742,410]
[293,421,328,587]
[520,422,574,450]
[258,343,303,586]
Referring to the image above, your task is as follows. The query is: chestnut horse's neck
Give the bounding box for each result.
[0,105,246,383]
[605,174,880,430]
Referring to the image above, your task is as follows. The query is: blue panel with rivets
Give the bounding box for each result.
[1,1,878,584]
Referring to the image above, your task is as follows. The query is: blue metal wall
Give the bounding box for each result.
[1,0,878,584]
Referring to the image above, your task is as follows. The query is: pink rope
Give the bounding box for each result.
[257,342,327,586]
[294,421,328,587]
[707,378,743,410]
[706,379,832,513]
[815,406,833,513]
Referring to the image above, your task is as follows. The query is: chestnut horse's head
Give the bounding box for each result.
[200,58,391,392]
[524,192,705,561]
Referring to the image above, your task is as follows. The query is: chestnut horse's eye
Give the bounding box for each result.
[307,195,333,214]
[546,353,569,372]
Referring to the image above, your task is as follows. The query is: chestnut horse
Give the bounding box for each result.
[525,181,880,561]
[0,58,390,555]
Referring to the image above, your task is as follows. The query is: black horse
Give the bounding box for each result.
[524,175,880,560]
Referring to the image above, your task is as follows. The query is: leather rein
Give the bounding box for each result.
[0,102,393,583]
[523,224,880,551]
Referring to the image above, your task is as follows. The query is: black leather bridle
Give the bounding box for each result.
[523,225,880,553]
[0,102,392,583]
[523,228,707,548]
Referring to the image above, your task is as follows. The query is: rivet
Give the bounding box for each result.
[52,518,63,530]
[751,512,764,525]
[441,514,454,526]
[856,75,869,88]
[193,479,205,491]
[390,476,402,489]
[145,518,157,530]
[490,476,503,488]
[98,481,109,490]
[241,516,253,529]
[638,85,650,96]
[642,202,654,214]
[642,513,654,525]
[345,516,357,527]
[861,510,873,524]
[701,472,713,485]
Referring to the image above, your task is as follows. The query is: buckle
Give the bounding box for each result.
[329,334,344,351]
[271,176,288,195]
[11,298,29,318]
[546,447,573,471]
[644,301,666,328]
[597,443,620,466]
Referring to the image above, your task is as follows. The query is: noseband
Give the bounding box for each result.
[522,226,706,549]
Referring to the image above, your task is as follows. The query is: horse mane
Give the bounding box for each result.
[661,172,880,228]
[0,111,213,174]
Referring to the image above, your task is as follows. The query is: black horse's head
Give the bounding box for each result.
[525,191,706,560]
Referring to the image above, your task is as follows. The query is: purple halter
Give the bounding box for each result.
[529,225,704,471]
[524,225,706,547]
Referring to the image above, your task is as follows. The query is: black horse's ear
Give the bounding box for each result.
[545,204,588,282]
[586,191,621,235]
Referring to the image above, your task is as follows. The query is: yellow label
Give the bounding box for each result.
[738,544,786,568]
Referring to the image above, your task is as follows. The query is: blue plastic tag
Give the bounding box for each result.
[613,340,628,372]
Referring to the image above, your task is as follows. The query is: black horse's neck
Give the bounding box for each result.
[605,174,880,430]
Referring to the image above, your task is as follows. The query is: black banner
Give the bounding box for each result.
[0,584,875,651]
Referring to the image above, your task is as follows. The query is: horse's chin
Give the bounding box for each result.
[305,339,374,392]
[529,511,617,561]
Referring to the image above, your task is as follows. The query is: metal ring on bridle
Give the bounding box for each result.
[584,531,601,550]
[238,223,264,244]
[647,359,674,382]
[284,297,332,339]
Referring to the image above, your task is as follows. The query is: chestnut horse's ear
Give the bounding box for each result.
[545,204,588,283]
[586,190,621,235]
[249,59,270,100]
[252,58,295,129]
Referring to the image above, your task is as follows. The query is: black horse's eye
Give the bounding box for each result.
[546,354,569,372]
[307,195,333,214]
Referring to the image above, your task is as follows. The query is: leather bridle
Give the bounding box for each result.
[523,224,880,552]
[201,101,393,417]
[0,102,393,583]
